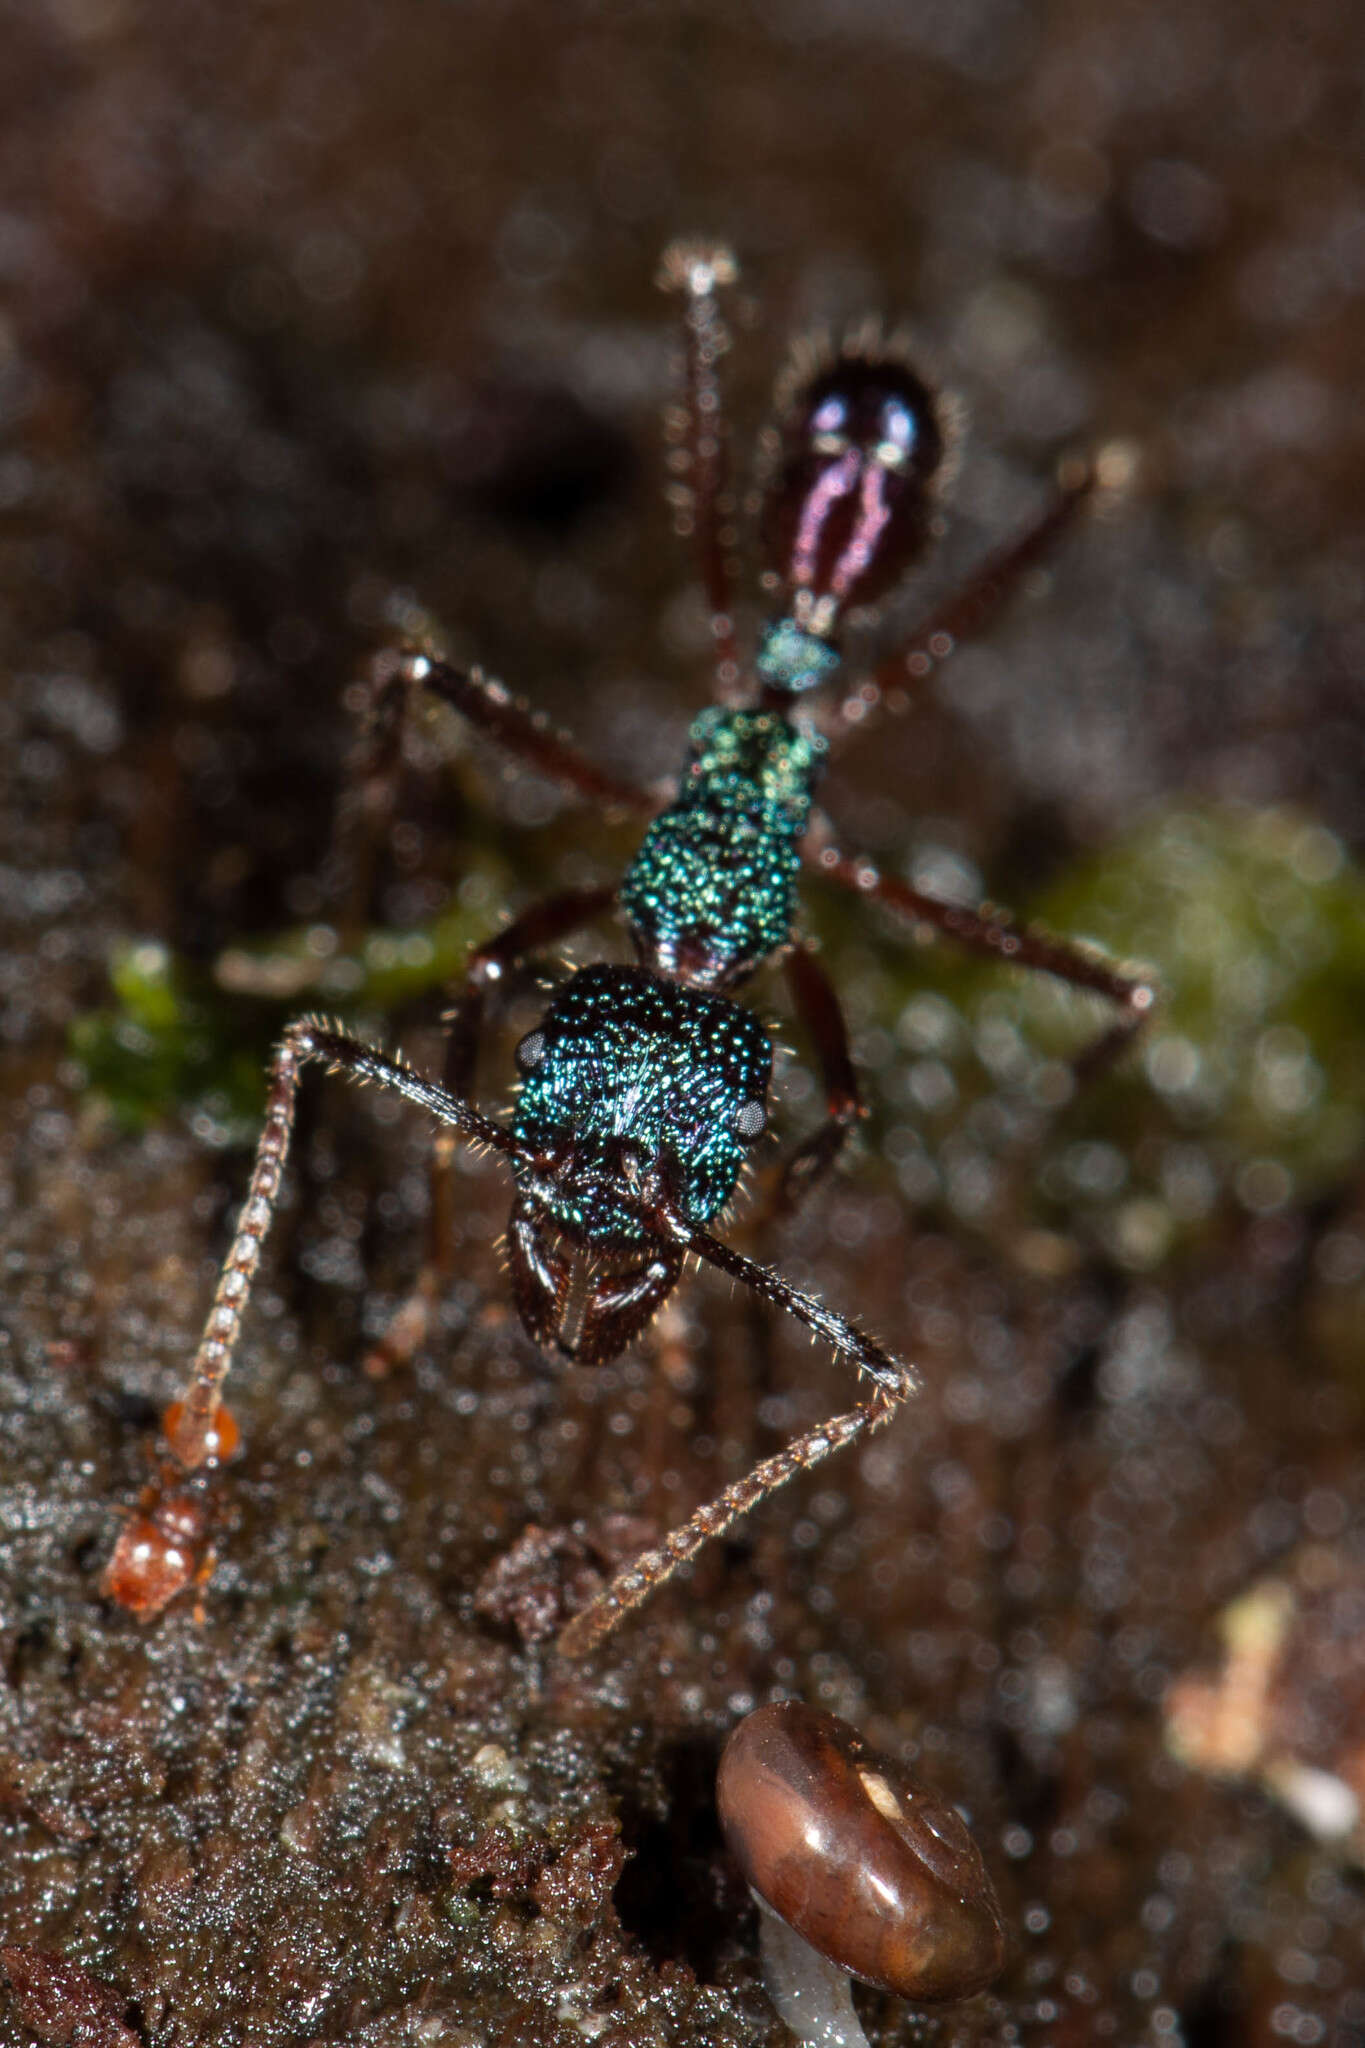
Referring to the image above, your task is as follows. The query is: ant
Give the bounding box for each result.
[108,242,1154,1647]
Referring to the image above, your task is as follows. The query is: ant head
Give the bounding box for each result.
[761,344,946,646]
[506,964,771,1361]
[507,1203,685,1361]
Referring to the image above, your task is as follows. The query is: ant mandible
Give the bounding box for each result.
[114,242,1154,1649]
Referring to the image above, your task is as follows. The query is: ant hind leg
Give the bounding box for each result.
[806,452,1153,1073]
[831,453,1101,733]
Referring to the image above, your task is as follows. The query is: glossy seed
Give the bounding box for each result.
[717,1701,1006,2004]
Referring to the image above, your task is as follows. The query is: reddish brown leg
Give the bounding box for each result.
[657,240,741,684]
[161,1018,517,1474]
[328,651,418,938]
[363,885,616,1376]
[327,648,654,936]
[805,836,1156,1078]
[557,1385,904,1659]
[808,452,1154,1073]
[769,943,864,1218]
[556,1193,918,1658]
[831,453,1099,733]
[403,653,655,812]
[441,887,617,1102]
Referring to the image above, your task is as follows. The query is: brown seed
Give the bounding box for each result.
[717,1701,1006,2003]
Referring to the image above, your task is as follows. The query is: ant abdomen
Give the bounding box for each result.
[760,353,944,672]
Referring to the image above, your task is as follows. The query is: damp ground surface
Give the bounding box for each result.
[4,3,1365,2044]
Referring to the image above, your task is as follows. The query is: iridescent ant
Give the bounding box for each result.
[130,244,1154,1649]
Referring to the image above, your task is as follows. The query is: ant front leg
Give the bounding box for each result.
[365,885,616,1376]
[657,239,741,686]
[768,942,864,1220]
[161,1018,513,1475]
[557,1196,919,1657]
[557,1386,903,1658]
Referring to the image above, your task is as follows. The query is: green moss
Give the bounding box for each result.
[1030,805,1365,1187]
[69,939,270,1143]
[68,861,510,1137]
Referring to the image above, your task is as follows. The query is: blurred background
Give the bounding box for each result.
[3,2,1365,2043]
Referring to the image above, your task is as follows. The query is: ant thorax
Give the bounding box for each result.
[621,708,826,992]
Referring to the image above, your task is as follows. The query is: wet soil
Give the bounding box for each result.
[4,2,1365,2043]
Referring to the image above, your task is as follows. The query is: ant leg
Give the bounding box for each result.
[403,653,655,813]
[364,886,616,1376]
[810,457,1153,1073]
[831,453,1101,733]
[805,833,1156,1080]
[164,1017,515,1473]
[768,943,864,1219]
[557,1385,904,1658]
[555,1195,916,1652]
[681,1222,913,1395]
[326,649,654,934]
[328,650,419,938]
[442,887,617,1100]
[657,240,741,684]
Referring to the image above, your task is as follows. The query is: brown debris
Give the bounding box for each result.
[1166,1540,1365,1853]
[0,1948,139,2048]
[473,1516,657,1645]
[531,1820,627,1925]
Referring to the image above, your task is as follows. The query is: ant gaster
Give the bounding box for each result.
[124,243,1153,1650]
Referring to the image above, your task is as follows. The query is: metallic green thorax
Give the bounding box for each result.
[621,708,826,990]
[511,964,771,1244]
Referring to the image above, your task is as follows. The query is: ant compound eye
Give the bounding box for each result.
[733,1100,767,1143]
[515,1030,547,1072]
[717,1701,1006,2019]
